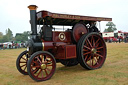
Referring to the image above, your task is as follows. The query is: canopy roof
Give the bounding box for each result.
[37,11,112,26]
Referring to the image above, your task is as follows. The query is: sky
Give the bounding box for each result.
[0,0,128,36]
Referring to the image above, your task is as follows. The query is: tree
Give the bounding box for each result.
[2,35,8,42]
[0,32,3,38]
[15,31,30,42]
[0,28,13,42]
[15,34,23,41]
[6,28,13,41]
[22,31,31,41]
[104,22,117,32]
[0,32,3,42]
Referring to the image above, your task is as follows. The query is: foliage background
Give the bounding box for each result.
[0,28,30,43]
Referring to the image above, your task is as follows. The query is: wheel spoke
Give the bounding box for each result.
[36,57,42,64]
[94,57,99,65]
[40,55,44,62]
[22,57,27,61]
[85,40,90,47]
[84,45,91,50]
[83,49,88,52]
[32,68,39,74]
[32,65,40,68]
[41,70,44,78]
[87,38,92,48]
[36,69,42,77]
[32,61,39,65]
[83,51,91,55]
[97,51,101,53]
[41,55,43,60]
[24,65,27,71]
[92,55,94,66]
[89,59,92,66]
[26,54,28,59]
[95,55,99,61]
[97,46,103,50]
[47,59,52,64]
[46,68,51,72]
[21,64,26,67]
[20,61,26,63]
[27,58,28,62]
[96,43,100,47]
[26,56,28,62]
[84,55,88,61]
[41,55,47,64]
[95,39,100,45]
[47,64,53,67]
[96,53,103,58]
[32,61,37,63]
[44,69,48,76]
[87,55,91,61]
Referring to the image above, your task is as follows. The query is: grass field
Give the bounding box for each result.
[0,43,128,85]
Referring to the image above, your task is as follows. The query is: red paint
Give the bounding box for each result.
[73,23,88,42]
[37,11,112,21]
[53,32,71,43]
[42,31,76,59]
[65,45,76,59]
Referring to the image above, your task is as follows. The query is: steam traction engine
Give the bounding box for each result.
[16,5,112,81]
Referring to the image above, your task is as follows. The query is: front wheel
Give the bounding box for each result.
[27,51,56,81]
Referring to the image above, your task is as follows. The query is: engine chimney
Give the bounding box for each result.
[28,5,38,35]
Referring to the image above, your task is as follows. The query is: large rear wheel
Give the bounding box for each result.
[77,32,106,70]
[27,51,56,81]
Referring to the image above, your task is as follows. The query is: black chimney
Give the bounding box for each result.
[28,5,38,35]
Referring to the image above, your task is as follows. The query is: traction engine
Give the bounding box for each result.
[16,5,112,81]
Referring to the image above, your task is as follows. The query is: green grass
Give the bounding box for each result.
[0,43,128,85]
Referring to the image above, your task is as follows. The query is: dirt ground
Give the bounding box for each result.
[0,43,128,85]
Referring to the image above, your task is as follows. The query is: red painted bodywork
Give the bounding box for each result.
[36,11,112,60]
[42,31,76,59]
[53,32,72,42]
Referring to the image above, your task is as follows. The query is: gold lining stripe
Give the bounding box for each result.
[42,42,44,51]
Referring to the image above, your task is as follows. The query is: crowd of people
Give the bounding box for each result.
[108,37,128,43]
[0,42,26,50]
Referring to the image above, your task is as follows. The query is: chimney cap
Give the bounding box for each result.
[28,5,38,10]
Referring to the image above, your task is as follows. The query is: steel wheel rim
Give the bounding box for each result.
[82,34,106,69]
[18,51,29,74]
[30,53,56,81]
